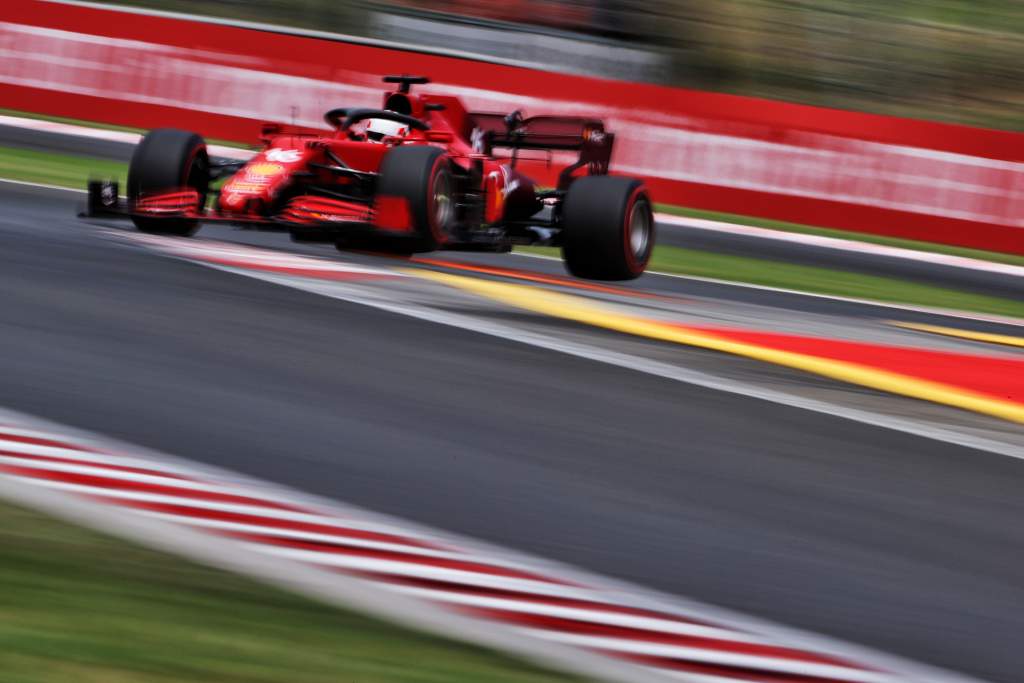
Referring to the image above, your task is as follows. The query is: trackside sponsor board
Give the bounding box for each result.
[2,0,1023,253]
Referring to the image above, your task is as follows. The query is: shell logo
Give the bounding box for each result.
[246,162,284,177]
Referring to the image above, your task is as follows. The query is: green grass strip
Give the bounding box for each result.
[0,146,128,192]
[656,204,1024,269]
[0,499,578,683]
[521,244,1024,319]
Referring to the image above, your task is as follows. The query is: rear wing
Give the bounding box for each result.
[469,113,614,190]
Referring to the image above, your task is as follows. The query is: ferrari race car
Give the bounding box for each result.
[84,75,655,280]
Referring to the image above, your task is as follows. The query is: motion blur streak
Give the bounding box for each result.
[411,256,667,299]
[108,231,404,280]
[1,0,1023,681]
[413,270,1024,423]
[890,322,1024,349]
[0,417,955,683]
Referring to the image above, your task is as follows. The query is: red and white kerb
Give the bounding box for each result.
[0,420,919,683]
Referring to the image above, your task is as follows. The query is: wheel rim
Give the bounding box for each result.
[432,171,453,232]
[628,200,651,260]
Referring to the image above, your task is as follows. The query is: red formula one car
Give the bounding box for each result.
[85,75,654,280]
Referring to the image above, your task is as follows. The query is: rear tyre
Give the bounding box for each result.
[560,176,654,280]
[375,145,454,252]
[127,128,209,236]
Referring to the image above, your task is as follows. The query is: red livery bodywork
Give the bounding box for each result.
[85,75,655,280]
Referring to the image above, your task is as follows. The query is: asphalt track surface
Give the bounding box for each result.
[2,181,1024,683]
[4,120,1023,301]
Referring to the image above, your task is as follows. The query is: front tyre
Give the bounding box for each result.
[560,176,654,281]
[127,128,209,236]
[375,145,454,252]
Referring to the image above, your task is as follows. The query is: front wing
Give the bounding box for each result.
[82,181,392,235]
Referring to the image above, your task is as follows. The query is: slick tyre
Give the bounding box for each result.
[375,145,455,252]
[127,128,209,236]
[561,176,654,281]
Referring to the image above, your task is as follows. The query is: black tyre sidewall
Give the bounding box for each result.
[128,128,208,236]
[376,145,453,252]
[561,176,654,280]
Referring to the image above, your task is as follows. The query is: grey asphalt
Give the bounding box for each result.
[163,211,1024,338]
[0,122,137,162]
[4,120,1024,301]
[3,181,1024,681]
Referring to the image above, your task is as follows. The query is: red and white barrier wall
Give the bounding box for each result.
[2,0,1022,253]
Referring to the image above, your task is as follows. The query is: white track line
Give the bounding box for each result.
[0,177,87,193]
[655,213,1024,280]
[138,513,486,562]
[524,630,899,683]
[0,455,240,493]
[655,670,776,683]
[9,476,447,534]
[0,436,196,474]
[246,544,598,598]
[383,585,772,644]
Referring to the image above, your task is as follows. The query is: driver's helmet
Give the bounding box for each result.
[364,118,409,143]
